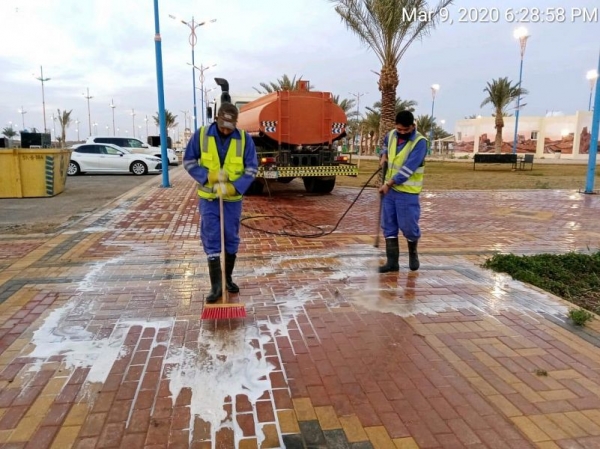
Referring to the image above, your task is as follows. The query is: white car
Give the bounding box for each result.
[85,136,179,166]
[67,143,162,176]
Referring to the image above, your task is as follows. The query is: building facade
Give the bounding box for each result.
[454,111,598,159]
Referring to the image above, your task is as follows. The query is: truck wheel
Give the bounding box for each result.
[303,176,336,194]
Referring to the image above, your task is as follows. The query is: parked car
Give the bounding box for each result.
[67,143,162,176]
[85,136,179,166]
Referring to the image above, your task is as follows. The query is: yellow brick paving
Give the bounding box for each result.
[0,167,598,448]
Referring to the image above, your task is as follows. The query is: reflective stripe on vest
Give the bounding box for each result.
[386,130,426,194]
[197,127,246,201]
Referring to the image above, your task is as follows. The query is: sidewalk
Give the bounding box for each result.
[0,167,599,449]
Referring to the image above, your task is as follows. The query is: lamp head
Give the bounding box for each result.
[586,69,599,81]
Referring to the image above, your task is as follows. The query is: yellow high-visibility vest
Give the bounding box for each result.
[385,130,426,194]
[196,126,246,201]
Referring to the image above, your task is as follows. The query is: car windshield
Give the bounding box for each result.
[127,139,144,148]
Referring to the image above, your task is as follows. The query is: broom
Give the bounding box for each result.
[373,160,388,248]
[201,184,247,320]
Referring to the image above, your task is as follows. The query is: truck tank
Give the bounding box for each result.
[213,78,358,194]
[236,81,347,147]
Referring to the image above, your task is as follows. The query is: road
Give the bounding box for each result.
[0,170,174,234]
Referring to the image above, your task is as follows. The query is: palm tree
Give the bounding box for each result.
[367,97,418,115]
[332,95,357,116]
[153,110,179,129]
[465,114,478,119]
[480,77,527,153]
[331,0,453,143]
[2,126,17,140]
[415,114,435,136]
[57,109,73,148]
[253,74,313,94]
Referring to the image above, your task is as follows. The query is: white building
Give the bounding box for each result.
[454,111,598,160]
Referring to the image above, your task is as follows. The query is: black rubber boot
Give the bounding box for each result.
[206,257,222,303]
[225,253,239,293]
[407,239,420,271]
[379,237,400,273]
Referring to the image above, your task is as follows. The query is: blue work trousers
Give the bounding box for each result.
[380,190,421,241]
[199,198,242,257]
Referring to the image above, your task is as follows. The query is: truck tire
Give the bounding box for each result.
[302,176,336,194]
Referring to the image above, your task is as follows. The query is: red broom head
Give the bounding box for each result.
[201,305,247,320]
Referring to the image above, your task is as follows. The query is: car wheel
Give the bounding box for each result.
[131,161,148,175]
[67,161,80,176]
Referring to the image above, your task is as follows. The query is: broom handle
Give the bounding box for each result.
[374,160,388,247]
[219,188,227,304]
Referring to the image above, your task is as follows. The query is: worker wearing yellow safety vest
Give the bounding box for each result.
[183,103,258,303]
[378,110,427,273]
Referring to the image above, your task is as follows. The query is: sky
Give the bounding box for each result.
[0,0,598,142]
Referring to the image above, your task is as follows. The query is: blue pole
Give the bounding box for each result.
[584,50,600,194]
[153,0,170,188]
[191,17,198,131]
[512,57,524,154]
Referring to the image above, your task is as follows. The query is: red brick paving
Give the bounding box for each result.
[0,168,599,448]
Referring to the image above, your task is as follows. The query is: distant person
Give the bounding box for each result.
[378,110,427,272]
[183,103,258,302]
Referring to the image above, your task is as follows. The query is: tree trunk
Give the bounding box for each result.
[378,64,399,146]
[494,111,504,153]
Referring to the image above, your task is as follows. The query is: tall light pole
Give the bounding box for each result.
[18,106,27,130]
[429,84,440,155]
[189,63,217,126]
[586,69,599,111]
[156,0,172,187]
[349,91,365,154]
[75,119,80,141]
[109,99,117,136]
[584,50,599,194]
[83,87,93,137]
[35,66,50,133]
[512,27,530,154]
[180,110,189,130]
[131,108,136,137]
[51,112,57,141]
[170,14,216,131]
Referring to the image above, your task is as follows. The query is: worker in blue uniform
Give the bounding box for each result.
[183,103,258,302]
[378,110,427,272]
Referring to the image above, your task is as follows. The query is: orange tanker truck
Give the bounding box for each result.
[212,78,358,194]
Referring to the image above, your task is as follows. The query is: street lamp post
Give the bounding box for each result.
[18,106,27,130]
[83,87,93,137]
[349,91,365,154]
[429,84,440,155]
[170,14,216,131]
[189,63,217,126]
[512,27,530,154]
[51,112,57,141]
[180,110,189,130]
[110,99,117,136]
[35,66,50,133]
[586,69,599,111]
[131,108,136,137]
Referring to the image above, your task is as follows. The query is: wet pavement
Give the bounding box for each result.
[1,166,600,449]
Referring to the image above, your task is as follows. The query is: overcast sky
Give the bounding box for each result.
[0,0,598,142]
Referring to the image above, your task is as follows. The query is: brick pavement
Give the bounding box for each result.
[0,167,599,448]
